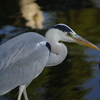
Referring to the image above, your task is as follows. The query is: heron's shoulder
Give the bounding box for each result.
[0,32,48,48]
[18,32,47,43]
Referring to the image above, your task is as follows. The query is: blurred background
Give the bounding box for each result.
[0,0,100,100]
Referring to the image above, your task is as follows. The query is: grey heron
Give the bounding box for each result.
[0,24,99,100]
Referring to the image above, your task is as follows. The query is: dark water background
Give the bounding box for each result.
[0,0,100,100]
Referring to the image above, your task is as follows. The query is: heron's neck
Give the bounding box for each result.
[45,29,68,66]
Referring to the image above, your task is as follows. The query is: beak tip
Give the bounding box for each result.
[93,47,100,51]
[90,46,100,50]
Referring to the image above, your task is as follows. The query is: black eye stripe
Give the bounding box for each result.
[52,24,72,32]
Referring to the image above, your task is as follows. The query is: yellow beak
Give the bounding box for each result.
[73,35,100,50]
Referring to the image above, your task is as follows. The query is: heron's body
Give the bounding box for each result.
[0,32,50,95]
[0,24,99,100]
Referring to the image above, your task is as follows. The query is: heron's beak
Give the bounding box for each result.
[73,35,100,50]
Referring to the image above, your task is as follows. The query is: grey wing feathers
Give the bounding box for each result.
[0,32,47,70]
[0,32,50,95]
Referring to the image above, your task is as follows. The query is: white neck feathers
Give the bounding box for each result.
[45,29,68,66]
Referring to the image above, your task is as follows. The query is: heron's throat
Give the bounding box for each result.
[45,29,68,66]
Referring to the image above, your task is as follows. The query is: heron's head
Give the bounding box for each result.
[49,24,99,50]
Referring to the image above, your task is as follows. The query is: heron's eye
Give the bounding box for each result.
[67,32,71,36]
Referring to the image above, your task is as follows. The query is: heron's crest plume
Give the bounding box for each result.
[51,24,73,33]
